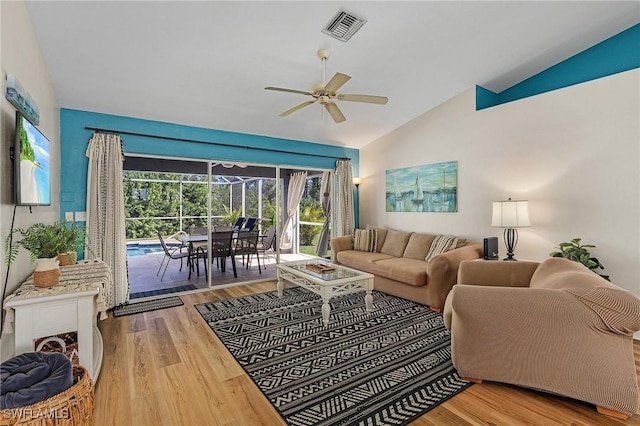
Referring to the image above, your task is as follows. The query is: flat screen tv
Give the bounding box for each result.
[14,111,51,206]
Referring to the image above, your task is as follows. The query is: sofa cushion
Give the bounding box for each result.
[366,225,388,252]
[380,230,411,258]
[403,232,436,260]
[336,250,395,272]
[370,258,427,287]
[353,229,377,252]
[425,235,458,261]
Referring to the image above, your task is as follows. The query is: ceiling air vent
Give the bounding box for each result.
[321,8,367,42]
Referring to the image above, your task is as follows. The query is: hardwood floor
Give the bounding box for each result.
[93,282,640,425]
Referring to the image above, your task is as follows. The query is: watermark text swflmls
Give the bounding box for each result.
[2,407,70,420]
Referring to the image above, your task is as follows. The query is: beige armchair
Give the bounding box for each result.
[444,258,640,419]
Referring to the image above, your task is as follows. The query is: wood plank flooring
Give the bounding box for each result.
[93,282,640,425]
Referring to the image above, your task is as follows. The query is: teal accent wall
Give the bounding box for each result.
[477,23,640,110]
[60,108,359,218]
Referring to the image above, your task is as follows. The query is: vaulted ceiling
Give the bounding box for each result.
[26,1,639,149]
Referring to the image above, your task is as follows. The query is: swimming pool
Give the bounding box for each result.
[126,243,182,257]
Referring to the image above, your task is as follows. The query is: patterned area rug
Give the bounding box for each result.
[195,287,471,426]
[113,296,184,317]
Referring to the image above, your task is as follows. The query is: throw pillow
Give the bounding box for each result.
[380,230,412,258]
[425,234,459,261]
[403,232,437,260]
[353,229,377,252]
[366,225,387,252]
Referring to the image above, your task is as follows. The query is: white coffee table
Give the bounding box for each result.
[276,260,374,325]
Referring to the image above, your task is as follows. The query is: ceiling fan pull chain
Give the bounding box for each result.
[322,56,326,84]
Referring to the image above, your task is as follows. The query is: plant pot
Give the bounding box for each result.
[33,257,61,288]
[57,251,77,266]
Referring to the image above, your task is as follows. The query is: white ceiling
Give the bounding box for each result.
[25,1,639,149]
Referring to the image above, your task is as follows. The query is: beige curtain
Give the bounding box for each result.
[85,132,128,307]
[316,171,332,257]
[336,160,354,236]
[280,171,307,250]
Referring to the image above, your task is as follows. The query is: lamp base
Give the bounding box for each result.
[503,228,519,261]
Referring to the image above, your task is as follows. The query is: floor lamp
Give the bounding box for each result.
[353,177,362,229]
[491,198,531,261]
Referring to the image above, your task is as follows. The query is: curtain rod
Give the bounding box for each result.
[84,127,351,161]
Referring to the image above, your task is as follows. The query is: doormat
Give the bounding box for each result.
[129,284,197,299]
[113,296,184,317]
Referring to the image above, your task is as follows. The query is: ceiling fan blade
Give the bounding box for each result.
[323,72,351,93]
[279,100,317,117]
[265,86,313,96]
[337,94,388,105]
[324,102,346,123]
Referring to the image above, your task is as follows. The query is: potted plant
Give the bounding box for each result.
[4,221,87,287]
[549,237,610,281]
[55,221,87,266]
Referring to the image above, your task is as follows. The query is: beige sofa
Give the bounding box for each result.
[330,228,482,310]
[444,257,640,419]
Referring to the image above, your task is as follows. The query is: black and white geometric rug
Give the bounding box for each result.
[195,287,472,426]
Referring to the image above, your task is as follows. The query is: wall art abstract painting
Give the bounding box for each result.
[386,161,458,212]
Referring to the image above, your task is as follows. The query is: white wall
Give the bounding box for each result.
[360,69,640,297]
[1,0,60,310]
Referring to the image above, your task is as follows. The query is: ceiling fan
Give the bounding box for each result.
[265,49,388,124]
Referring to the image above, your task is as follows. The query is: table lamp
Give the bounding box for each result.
[491,198,531,261]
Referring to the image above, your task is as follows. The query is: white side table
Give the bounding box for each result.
[3,260,110,382]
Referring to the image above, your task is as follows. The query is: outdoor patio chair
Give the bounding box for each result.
[189,226,208,235]
[189,226,208,252]
[257,226,276,268]
[204,230,237,278]
[232,217,246,231]
[157,231,192,281]
[242,217,257,231]
[234,230,261,274]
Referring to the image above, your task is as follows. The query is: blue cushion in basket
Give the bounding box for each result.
[0,352,73,409]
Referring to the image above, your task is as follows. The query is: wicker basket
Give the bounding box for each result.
[57,252,77,267]
[0,366,94,426]
[33,269,61,288]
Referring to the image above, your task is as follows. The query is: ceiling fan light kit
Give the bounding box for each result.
[265,49,388,124]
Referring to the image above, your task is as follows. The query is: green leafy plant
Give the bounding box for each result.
[299,201,324,246]
[4,221,87,265]
[56,221,88,254]
[222,206,243,226]
[549,238,609,281]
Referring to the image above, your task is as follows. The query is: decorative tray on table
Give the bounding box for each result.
[305,263,335,273]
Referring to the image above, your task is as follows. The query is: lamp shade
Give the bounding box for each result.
[352,177,363,186]
[491,200,531,228]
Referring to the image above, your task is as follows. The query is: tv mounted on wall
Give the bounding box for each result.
[14,111,51,206]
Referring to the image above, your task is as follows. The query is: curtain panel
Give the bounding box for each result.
[316,170,332,257]
[280,171,308,250]
[335,160,354,237]
[85,133,128,308]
